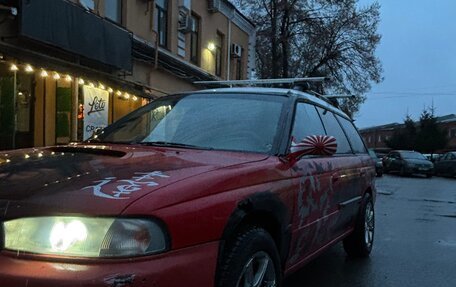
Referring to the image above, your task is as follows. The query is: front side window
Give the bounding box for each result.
[155,0,168,47]
[291,103,326,143]
[336,115,367,154]
[316,107,352,154]
[105,0,122,23]
[94,94,287,154]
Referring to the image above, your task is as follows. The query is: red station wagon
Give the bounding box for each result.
[0,86,376,286]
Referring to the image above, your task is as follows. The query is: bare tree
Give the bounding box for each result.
[233,0,383,117]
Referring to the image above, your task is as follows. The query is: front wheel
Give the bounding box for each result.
[217,227,282,287]
[343,194,375,257]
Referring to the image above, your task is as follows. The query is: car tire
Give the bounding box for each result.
[343,193,375,258]
[217,227,282,287]
[426,174,433,178]
[376,172,383,177]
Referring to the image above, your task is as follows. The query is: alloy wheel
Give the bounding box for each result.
[236,251,276,287]
[364,201,375,248]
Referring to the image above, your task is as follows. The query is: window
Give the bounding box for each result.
[215,32,224,77]
[79,0,95,11]
[96,94,287,154]
[336,115,367,154]
[155,0,168,47]
[450,128,456,138]
[190,14,200,65]
[105,0,122,23]
[316,107,352,154]
[291,103,326,143]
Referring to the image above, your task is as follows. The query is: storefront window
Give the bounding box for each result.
[0,63,34,150]
[56,80,73,144]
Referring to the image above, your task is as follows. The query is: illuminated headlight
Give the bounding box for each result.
[3,217,168,258]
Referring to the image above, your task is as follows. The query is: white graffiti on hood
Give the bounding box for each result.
[82,171,170,199]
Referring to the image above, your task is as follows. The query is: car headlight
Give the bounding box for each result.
[3,217,168,258]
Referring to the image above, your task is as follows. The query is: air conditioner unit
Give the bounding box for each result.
[178,6,192,33]
[231,43,242,58]
[208,0,221,13]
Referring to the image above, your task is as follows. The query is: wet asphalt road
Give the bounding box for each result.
[285,174,456,287]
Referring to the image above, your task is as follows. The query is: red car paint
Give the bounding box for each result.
[0,89,376,286]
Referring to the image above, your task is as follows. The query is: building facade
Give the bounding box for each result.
[360,114,456,152]
[0,0,255,150]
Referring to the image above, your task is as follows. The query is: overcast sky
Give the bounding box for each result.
[355,0,456,128]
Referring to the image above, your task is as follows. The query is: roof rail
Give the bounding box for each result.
[194,77,328,88]
[194,77,356,109]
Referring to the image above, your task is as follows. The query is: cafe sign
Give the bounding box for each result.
[83,85,109,140]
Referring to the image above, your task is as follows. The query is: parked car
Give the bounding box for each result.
[423,153,443,163]
[383,150,434,177]
[434,152,456,177]
[0,87,376,287]
[368,149,383,177]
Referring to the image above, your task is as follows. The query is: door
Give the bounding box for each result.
[316,107,363,237]
[287,102,337,267]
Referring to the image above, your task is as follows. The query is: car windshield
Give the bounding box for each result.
[400,151,427,160]
[91,93,286,153]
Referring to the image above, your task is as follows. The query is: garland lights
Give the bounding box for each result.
[10,63,142,102]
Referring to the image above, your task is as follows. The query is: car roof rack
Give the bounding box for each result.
[194,77,328,88]
[194,77,355,106]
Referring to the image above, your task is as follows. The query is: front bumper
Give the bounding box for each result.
[405,166,434,175]
[0,241,219,287]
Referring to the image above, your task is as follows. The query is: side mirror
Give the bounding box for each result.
[288,135,337,160]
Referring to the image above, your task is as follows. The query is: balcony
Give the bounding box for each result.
[18,0,132,71]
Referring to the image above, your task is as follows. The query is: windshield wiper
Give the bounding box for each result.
[139,141,213,150]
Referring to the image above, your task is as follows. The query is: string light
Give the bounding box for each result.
[11,66,141,103]
[25,64,34,73]
[10,64,19,71]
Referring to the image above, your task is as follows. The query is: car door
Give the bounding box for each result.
[435,153,448,174]
[287,102,338,267]
[438,153,456,175]
[316,107,363,237]
[335,114,372,223]
[385,152,400,172]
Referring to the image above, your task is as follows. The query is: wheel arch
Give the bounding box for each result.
[216,191,292,279]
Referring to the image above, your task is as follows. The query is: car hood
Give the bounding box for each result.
[0,144,269,219]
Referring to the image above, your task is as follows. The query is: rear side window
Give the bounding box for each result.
[291,103,326,142]
[336,115,367,154]
[316,107,352,154]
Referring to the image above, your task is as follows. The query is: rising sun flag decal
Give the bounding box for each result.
[291,135,337,156]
